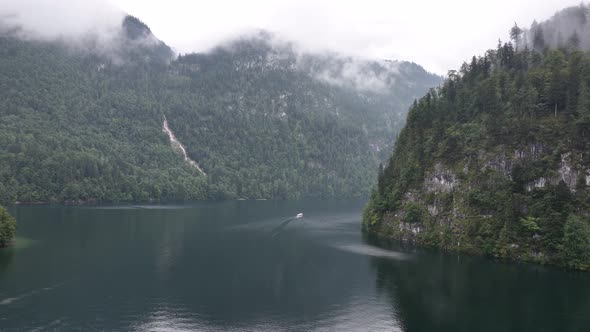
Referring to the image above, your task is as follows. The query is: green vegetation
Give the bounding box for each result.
[0,18,440,204]
[364,5,590,270]
[0,206,16,247]
[562,214,590,270]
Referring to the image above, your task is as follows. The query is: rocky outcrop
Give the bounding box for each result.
[513,143,548,161]
[523,153,585,192]
[482,153,513,177]
[425,163,458,193]
[557,153,578,190]
[364,28,590,270]
[526,177,549,192]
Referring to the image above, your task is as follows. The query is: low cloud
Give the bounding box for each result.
[0,0,124,40]
[0,1,175,65]
[1,0,582,74]
[214,31,401,93]
[523,4,590,50]
[304,56,400,93]
[112,0,580,74]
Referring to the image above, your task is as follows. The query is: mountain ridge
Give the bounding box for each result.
[0,15,441,203]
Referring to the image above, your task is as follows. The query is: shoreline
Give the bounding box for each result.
[0,239,16,249]
[8,196,369,207]
[365,228,588,272]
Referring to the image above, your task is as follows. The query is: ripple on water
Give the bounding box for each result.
[0,282,65,307]
[305,296,404,332]
[332,243,410,260]
[124,296,403,332]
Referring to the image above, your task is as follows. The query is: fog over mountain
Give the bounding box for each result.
[0,0,579,74]
[0,0,124,40]
[0,8,441,203]
[523,4,590,51]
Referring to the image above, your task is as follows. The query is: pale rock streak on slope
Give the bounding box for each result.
[162,116,206,176]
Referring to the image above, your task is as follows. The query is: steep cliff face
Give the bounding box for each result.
[364,7,590,270]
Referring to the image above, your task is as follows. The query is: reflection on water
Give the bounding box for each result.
[0,246,14,274]
[1,201,589,331]
[131,298,403,332]
[367,237,590,332]
[1,200,405,330]
[10,236,35,250]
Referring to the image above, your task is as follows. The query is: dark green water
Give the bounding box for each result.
[1,200,589,331]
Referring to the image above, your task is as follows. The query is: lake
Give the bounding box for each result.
[1,200,590,331]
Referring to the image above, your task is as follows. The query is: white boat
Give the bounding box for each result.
[295,213,303,218]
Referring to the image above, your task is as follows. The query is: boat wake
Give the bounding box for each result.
[270,217,297,237]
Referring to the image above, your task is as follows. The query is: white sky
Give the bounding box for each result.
[109,0,581,74]
[0,0,582,74]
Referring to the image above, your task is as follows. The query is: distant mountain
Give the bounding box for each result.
[120,15,175,63]
[0,17,440,203]
[363,5,590,270]
[294,46,441,160]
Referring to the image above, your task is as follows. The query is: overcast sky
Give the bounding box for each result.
[0,0,582,74]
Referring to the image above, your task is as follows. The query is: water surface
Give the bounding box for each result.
[1,200,589,331]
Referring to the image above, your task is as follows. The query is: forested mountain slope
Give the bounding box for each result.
[363,5,590,270]
[0,20,204,203]
[162,33,440,198]
[0,17,440,203]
